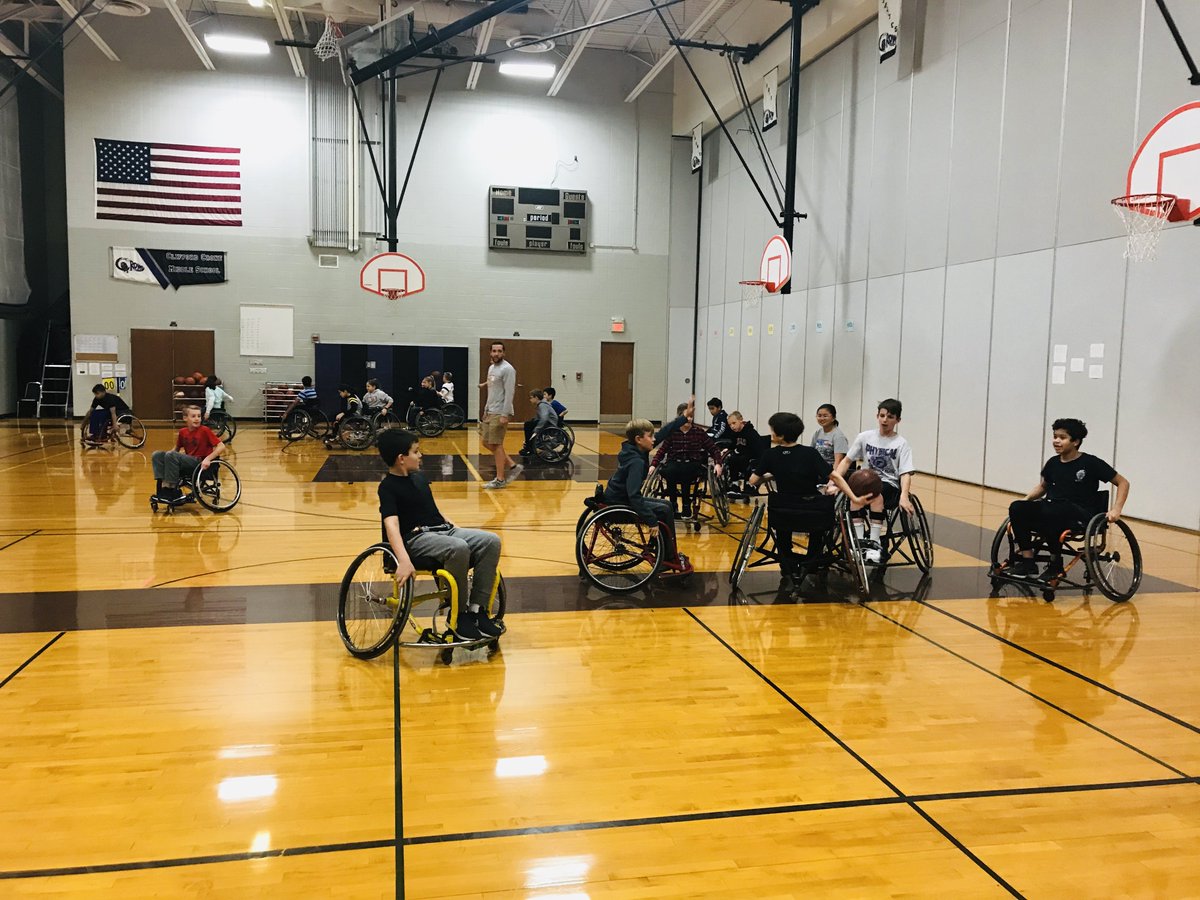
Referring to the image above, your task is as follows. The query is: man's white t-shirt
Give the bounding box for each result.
[485,360,516,417]
[846,429,914,487]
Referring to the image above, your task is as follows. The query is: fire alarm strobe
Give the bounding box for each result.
[360,252,426,300]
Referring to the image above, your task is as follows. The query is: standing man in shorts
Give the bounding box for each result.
[480,341,522,488]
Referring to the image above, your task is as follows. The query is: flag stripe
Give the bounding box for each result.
[150,142,239,154]
[98,213,243,226]
[96,138,243,228]
[98,188,242,202]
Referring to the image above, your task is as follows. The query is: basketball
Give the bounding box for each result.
[174,375,185,385]
[192,371,205,383]
[183,376,195,385]
[848,469,882,498]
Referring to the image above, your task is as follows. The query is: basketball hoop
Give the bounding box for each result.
[739,280,775,307]
[314,17,344,62]
[384,289,402,301]
[1111,193,1177,261]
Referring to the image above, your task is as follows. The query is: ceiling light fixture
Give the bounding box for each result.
[247,0,266,6]
[498,61,556,80]
[203,33,271,55]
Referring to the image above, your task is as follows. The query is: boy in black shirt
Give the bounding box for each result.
[85,383,128,444]
[324,384,362,449]
[749,412,860,589]
[724,411,767,500]
[1007,418,1129,580]
[377,429,503,641]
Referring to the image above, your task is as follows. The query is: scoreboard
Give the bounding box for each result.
[488,186,588,254]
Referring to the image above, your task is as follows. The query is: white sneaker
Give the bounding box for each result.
[862,541,881,564]
[482,478,506,489]
[508,463,525,480]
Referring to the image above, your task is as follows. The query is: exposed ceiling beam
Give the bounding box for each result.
[164,0,214,71]
[622,10,657,52]
[270,0,304,77]
[465,16,494,90]
[0,30,63,98]
[546,0,613,97]
[54,0,119,61]
[624,0,723,103]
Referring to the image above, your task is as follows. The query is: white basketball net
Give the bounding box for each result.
[1111,193,1176,262]
[314,17,343,62]
[739,280,768,307]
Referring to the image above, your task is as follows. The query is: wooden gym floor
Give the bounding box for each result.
[1,420,1198,897]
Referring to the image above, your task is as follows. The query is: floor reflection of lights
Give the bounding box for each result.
[524,856,593,890]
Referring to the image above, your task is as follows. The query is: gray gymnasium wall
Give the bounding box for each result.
[1,97,24,414]
[678,0,1200,529]
[62,10,673,423]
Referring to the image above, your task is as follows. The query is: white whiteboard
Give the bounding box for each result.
[240,305,294,357]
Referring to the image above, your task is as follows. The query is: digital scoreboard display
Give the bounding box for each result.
[489,186,588,253]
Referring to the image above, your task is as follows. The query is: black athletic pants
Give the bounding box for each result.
[1008,499,1085,557]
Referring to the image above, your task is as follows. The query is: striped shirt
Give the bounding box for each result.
[652,426,722,467]
[297,386,318,406]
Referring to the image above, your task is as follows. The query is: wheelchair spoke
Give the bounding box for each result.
[338,545,409,658]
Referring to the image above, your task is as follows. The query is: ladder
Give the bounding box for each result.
[35,326,71,418]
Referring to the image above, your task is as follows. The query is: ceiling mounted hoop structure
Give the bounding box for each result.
[314,17,344,62]
[1111,193,1177,262]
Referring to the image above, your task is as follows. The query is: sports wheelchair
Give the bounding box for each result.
[204,409,236,442]
[836,491,933,593]
[279,405,331,443]
[80,413,146,449]
[149,459,241,514]
[528,424,575,463]
[331,408,401,451]
[575,488,694,593]
[338,542,506,662]
[729,491,845,589]
[642,456,729,531]
[989,497,1142,603]
[441,403,466,430]
[406,401,447,437]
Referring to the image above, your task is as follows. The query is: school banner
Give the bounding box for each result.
[111,247,227,290]
[878,0,901,63]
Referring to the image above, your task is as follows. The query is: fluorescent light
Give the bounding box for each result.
[204,33,271,55]
[248,0,266,6]
[498,61,556,80]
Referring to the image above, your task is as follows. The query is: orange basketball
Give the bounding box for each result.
[848,469,883,498]
[174,375,186,385]
[192,371,205,383]
[183,376,195,385]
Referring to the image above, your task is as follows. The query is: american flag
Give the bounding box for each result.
[94,138,242,227]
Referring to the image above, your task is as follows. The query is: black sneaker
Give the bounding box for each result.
[1041,563,1064,582]
[475,613,503,638]
[452,610,485,641]
[155,486,183,503]
[1008,558,1038,578]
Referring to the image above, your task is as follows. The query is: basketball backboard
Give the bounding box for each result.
[339,8,414,75]
[360,252,425,299]
[1127,101,1200,221]
[759,234,791,292]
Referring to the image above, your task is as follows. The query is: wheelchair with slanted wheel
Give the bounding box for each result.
[331,408,401,451]
[642,455,729,531]
[338,542,506,663]
[989,495,1142,603]
[836,489,934,594]
[529,424,575,463]
[575,487,694,593]
[80,413,146,449]
[729,488,846,590]
[279,405,331,443]
[149,459,241,515]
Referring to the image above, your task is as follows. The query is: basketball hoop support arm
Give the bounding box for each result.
[780,0,807,294]
[1154,0,1200,86]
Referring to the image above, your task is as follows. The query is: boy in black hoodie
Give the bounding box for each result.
[600,399,694,574]
[725,411,767,499]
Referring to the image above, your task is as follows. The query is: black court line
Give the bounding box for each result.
[862,603,1191,778]
[0,440,71,461]
[0,631,65,691]
[919,599,1200,736]
[3,776,1195,881]
[0,530,39,554]
[681,608,1023,898]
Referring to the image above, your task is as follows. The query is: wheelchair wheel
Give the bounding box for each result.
[114,414,146,449]
[1083,515,1142,602]
[641,467,665,498]
[338,415,374,451]
[415,407,446,437]
[306,408,332,439]
[838,502,871,595]
[193,459,241,512]
[442,403,466,429]
[205,411,236,442]
[338,544,412,659]
[281,410,310,442]
[904,495,934,574]
[534,426,571,463]
[989,516,1013,574]
[708,468,730,526]
[576,506,664,593]
[730,503,765,587]
[373,410,401,432]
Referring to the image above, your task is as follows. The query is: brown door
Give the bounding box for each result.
[129,329,215,419]
[599,341,634,422]
[479,338,552,423]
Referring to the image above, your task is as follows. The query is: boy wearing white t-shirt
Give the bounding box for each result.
[829,398,915,563]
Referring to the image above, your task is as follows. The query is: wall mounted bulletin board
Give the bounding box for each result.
[240,305,294,357]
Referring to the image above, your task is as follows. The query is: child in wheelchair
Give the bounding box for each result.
[748,412,857,590]
[1006,418,1130,581]
[281,376,319,424]
[151,404,226,504]
[603,413,692,574]
[378,428,504,642]
[827,398,915,564]
[520,389,559,458]
[86,384,130,444]
[724,411,768,500]
[652,401,725,521]
[406,376,445,428]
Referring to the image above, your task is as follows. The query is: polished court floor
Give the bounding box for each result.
[1,420,1198,897]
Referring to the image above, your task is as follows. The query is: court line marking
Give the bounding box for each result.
[2,776,1195,881]
[862,603,1191,777]
[681,608,1022,898]
[0,440,72,461]
[450,438,503,512]
[0,631,65,691]
[0,531,40,554]
[918,599,1200,736]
